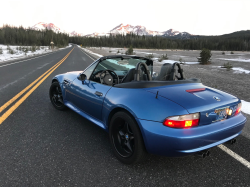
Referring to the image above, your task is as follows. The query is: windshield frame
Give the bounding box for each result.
[90,56,153,78]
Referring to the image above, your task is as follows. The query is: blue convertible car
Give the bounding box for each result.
[49,55,246,164]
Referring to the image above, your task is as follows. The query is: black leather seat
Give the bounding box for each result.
[155,63,185,81]
[155,63,173,81]
[122,68,135,83]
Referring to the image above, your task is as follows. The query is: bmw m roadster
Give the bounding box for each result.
[49,55,246,164]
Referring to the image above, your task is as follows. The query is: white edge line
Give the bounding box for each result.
[218,144,250,169]
[80,49,96,61]
[81,49,95,61]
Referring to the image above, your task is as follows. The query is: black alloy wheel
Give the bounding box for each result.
[49,82,67,110]
[112,121,135,157]
[109,111,147,164]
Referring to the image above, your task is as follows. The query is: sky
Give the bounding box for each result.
[1,0,249,36]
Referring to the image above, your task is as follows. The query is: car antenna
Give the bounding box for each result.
[156,91,159,99]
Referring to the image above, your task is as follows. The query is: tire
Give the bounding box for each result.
[109,111,147,164]
[49,82,67,110]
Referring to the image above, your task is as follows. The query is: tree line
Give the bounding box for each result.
[69,31,250,51]
[1,24,249,51]
[0,25,69,47]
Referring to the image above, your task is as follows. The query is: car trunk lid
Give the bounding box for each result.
[145,83,240,125]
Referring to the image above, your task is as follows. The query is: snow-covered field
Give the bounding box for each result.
[0,44,72,62]
[152,59,199,65]
[211,66,250,74]
[218,58,250,62]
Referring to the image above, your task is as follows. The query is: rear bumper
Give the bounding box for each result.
[137,113,246,157]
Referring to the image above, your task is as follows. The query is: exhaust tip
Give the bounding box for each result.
[196,150,209,158]
[227,138,237,144]
[202,153,206,158]
[206,150,210,157]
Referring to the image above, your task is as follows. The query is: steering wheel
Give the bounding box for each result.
[100,70,119,86]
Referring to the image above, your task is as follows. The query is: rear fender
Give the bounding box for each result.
[102,87,189,130]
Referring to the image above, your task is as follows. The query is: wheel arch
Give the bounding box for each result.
[51,74,65,84]
[52,78,59,83]
[108,107,127,128]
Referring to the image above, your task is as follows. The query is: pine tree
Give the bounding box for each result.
[125,45,133,55]
[198,48,212,65]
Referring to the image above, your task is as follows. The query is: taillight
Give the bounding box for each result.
[163,113,200,128]
[234,102,242,116]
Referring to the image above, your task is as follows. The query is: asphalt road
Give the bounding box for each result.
[0,45,250,186]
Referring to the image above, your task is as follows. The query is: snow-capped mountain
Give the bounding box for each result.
[31,22,62,33]
[69,31,86,37]
[109,24,191,37]
[31,22,80,36]
[84,32,110,37]
[30,22,192,38]
[85,23,192,38]
[109,24,161,36]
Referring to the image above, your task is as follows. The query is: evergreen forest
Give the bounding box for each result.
[0,25,69,47]
[1,24,250,51]
[70,31,250,51]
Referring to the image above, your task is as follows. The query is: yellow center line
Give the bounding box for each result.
[0,48,74,125]
[0,48,74,114]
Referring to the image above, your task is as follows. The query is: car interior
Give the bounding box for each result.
[85,55,192,88]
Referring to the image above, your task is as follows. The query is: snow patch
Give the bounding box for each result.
[185,62,199,64]
[242,100,250,115]
[155,59,199,65]
[172,55,189,57]
[80,46,103,57]
[225,54,246,56]
[0,44,71,62]
[134,51,157,55]
[212,66,250,74]
[0,45,50,62]
[217,58,250,62]
[232,67,250,74]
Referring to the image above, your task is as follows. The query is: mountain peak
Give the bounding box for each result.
[30,22,192,38]
[31,22,61,33]
[107,23,191,38]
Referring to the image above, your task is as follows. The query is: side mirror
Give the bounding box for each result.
[78,73,87,81]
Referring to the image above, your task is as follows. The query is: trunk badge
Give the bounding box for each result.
[213,96,220,101]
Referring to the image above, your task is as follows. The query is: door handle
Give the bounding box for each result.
[95,91,103,96]
[63,80,70,85]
